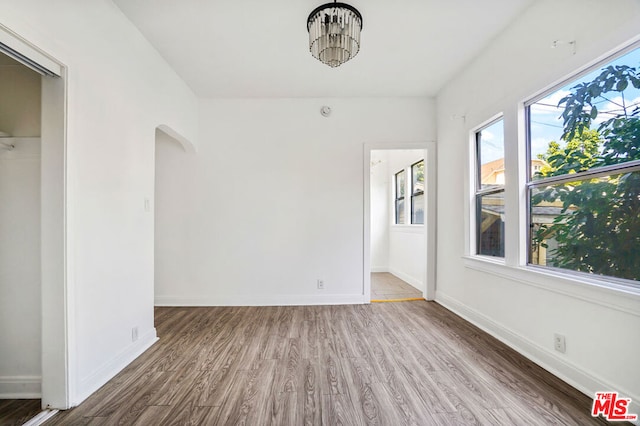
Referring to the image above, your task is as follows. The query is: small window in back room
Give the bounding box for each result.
[411,160,424,224]
[395,169,406,224]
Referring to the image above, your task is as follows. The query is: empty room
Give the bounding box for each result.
[0,0,639,425]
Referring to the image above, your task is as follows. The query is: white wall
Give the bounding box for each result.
[436,0,640,416]
[0,0,198,407]
[155,98,435,306]
[370,150,389,271]
[0,138,41,398]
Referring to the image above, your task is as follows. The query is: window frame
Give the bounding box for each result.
[463,40,640,300]
[394,169,406,225]
[410,159,425,225]
[473,117,506,258]
[525,160,640,279]
[523,43,640,284]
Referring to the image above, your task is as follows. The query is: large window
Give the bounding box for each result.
[527,47,640,282]
[394,169,406,224]
[411,160,425,224]
[475,119,505,257]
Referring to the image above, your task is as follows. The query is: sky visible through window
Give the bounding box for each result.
[480,47,640,164]
[478,119,504,165]
[530,47,640,159]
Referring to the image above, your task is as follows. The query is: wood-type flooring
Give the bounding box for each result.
[0,399,41,426]
[371,273,423,301]
[40,302,609,425]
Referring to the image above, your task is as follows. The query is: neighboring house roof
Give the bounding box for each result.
[480,158,505,184]
[481,158,547,184]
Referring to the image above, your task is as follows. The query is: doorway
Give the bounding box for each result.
[0,53,42,415]
[154,125,195,307]
[0,26,67,413]
[363,143,436,303]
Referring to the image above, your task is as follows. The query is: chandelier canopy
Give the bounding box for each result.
[307,1,363,68]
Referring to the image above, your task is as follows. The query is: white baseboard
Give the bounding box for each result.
[74,328,158,406]
[436,292,640,425]
[370,266,388,273]
[0,375,41,399]
[388,268,423,292]
[155,293,366,307]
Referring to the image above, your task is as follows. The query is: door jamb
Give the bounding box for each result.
[1,24,70,409]
[363,142,437,302]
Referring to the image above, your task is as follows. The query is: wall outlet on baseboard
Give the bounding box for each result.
[554,333,566,353]
[132,326,139,342]
[317,279,325,290]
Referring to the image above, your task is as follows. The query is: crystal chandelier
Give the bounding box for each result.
[307,1,363,68]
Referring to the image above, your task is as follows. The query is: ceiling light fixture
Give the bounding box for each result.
[307,1,363,68]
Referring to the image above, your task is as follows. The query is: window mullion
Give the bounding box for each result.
[476,187,505,197]
[528,160,640,188]
[409,164,413,224]
[503,107,519,267]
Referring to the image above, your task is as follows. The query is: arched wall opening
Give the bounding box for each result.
[154,126,195,306]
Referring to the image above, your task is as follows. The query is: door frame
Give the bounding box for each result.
[363,142,437,302]
[1,24,69,409]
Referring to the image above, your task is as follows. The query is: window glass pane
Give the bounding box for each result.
[477,119,505,190]
[477,191,505,257]
[529,170,640,281]
[395,170,406,225]
[529,47,640,181]
[396,199,405,225]
[412,160,424,195]
[411,193,424,225]
[396,170,405,198]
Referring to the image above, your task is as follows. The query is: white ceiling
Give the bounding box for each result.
[113,0,533,98]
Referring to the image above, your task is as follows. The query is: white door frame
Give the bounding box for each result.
[363,142,437,302]
[41,67,69,410]
[1,24,70,409]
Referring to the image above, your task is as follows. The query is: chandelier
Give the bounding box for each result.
[307,1,363,68]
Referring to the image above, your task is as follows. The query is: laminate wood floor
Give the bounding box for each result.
[41,302,609,425]
[371,273,423,301]
[0,399,41,426]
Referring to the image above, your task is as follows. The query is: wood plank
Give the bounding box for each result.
[214,359,278,424]
[300,359,322,425]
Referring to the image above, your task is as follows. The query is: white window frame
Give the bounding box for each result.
[393,169,406,225]
[522,43,640,288]
[471,116,506,259]
[393,160,425,227]
[410,159,425,225]
[462,39,640,311]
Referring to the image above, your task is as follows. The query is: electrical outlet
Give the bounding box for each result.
[317,279,325,290]
[554,333,566,353]
[132,327,139,342]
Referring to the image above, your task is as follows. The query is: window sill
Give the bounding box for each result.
[390,224,424,233]
[462,256,640,317]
